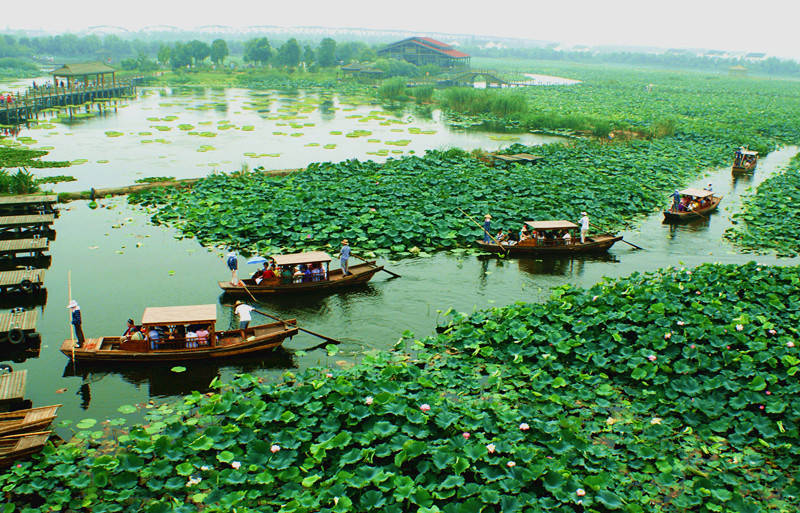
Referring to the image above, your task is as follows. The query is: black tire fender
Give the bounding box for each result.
[7,328,24,345]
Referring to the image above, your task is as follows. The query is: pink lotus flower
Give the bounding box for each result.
[768,329,777,335]
[270,444,280,453]
[369,208,376,212]
[648,355,657,362]
[576,488,586,497]
[690,344,696,349]
[231,461,241,470]
[507,461,516,468]
[365,396,374,405]
[695,290,701,295]
[420,403,431,412]
[787,341,795,348]
[462,432,470,440]
[592,295,599,301]
[326,373,333,378]
[677,321,685,326]
[664,332,672,340]
[486,443,496,454]
[766,391,771,395]
[736,324,744,331]
[519,422,530,431]
[759,405,765,410]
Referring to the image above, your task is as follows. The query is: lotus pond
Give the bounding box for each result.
[1,86,562,190]
[5,260,800,512]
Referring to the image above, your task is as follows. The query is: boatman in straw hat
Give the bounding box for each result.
[68,299,85,347]
[579,212,590,244]
[483,214,492,243]
[339,239,352,276]
[234,300,255,330]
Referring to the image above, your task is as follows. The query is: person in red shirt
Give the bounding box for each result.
[254,262,277,284]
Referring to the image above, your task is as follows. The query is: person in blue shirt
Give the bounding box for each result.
[482,214,492,243]
[671,190,681,212]
[148,327,161,350]
[339,240,352,276]
[68,300,85,347]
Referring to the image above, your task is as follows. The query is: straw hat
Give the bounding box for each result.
[342,239,349,245]
[67,300,78,309]
[581,211,588,216]
[484,214,492,220]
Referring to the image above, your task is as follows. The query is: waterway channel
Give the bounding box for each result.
[1,84,798,433]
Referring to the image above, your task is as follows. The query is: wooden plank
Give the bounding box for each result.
[0,371,27,402]
[0,195,57,206]
[0,269,44,287]
[0,239,48,255]
[0,311,37,332]
[0,215,55,227]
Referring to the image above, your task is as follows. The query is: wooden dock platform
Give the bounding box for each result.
[0,239,49,258]
[0,270,44,294]
[0,215,55,239]
[0,195,57,216]
[0,371,27,403]
[0,310,38,344]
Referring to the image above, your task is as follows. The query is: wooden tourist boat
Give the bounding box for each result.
[476,220,622,255]
[60,304,298,363]
[0,405,61,436]
[0,431,51,467]
[663,188,722,222]
[218,251,383,295]
[732,147,758,174]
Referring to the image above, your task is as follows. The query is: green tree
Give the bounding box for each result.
[276,38,301,68]
[210,39,229,65]
[303,45,315,67]
[243,37,272,66]
[170,43,192,70]
[157,45,171,67]
[317,37,336,67]
[186,40,211,66]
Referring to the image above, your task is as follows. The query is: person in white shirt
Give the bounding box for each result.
[234,301,255,329]
[579,212,590,243]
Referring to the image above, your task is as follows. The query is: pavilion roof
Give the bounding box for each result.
[52,62,116,77]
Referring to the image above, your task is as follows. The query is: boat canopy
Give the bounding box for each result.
[525,220,579,230]
[142,304,217,326]
[737,148,758,156]
[679,188,713,198]
[271,251,332,266]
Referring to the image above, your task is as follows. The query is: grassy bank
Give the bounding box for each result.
[3,262,798,512]
[725,153,800,256]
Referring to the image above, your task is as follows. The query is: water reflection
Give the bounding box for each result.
[517,253,619,277]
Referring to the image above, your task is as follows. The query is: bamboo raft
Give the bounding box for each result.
[0,269,45,294]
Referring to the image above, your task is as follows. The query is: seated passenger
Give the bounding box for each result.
[495,230,508,243]
[280,266,294,285]
[122,318,137,341]
[519,225,530,241]
[293,265,305,283]
[196,326,210,346]
[562,230,571,244]
[303,265,313,282]
[311,264,324,281]
[148,327,161,350]
[186,328,198,349]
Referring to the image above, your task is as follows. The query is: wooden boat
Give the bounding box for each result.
[732,147,758,174]
[663,188,722,222]
[0,431,51,467]
[0,405,60,436]
[60,304,298,363]
[476,220,622,255]
[219,251,383,295]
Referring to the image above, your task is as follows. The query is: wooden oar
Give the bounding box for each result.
[235,280,344,345]
[590,221,645,251]
[456,207,508,255]
[351,253,401,278]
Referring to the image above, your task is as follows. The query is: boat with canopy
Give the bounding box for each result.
[663,188,722,222]
[476,220,622,255]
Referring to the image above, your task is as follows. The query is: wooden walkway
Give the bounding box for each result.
[0,371,27,402]
[0,269,44,293]
[0,195,57,216]
[0,82,136,125]
[0,239,49,257]
[0,310,37,333]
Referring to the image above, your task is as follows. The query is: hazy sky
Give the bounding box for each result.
[5,0,800,59]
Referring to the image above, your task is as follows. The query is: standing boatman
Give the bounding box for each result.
[482,214,492,243]
[226,250,239,285]
[704,183,713,192]
[339,240,351,276]
[579,212,590,244]
[671,190,681,212]
[68,300,85,348]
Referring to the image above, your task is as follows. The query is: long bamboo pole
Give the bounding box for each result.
[456,207,508,255]
[68,270,74,361]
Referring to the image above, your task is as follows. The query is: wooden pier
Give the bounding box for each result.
[0,310,38,345]
[0,215,55,239]
[0,270,45,294]
[0,239,49,259]
[0,195,57,216]
[0,370,27,403]
[0,81,135,125]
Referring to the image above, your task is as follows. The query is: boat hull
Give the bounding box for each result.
[219,262,382,295]
[732,163,757,174]
[663,196,721,222]
[476,235,622,255]
[60,321,298,363]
